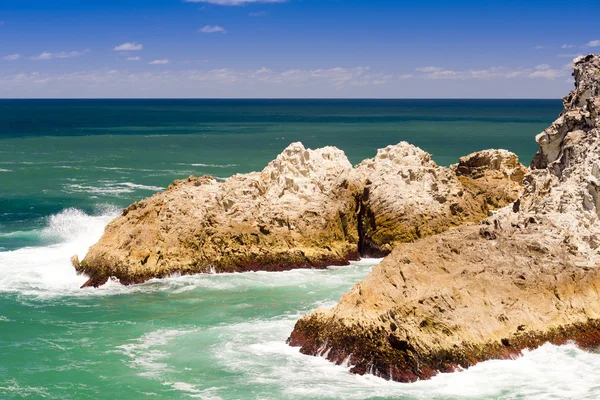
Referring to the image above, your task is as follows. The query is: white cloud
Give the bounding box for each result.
[2,53,20,61]
[588,40,600,47]
[558,53,583,59]
[414,64,570,81]
[415,66,458,79]
[415,66,443,73]
[31,50,86,60]
[199,25,227,33]
[184,0,286,5]
[149,59,170,65]
[533,45,546,49]
[127,56,141,61]
[0,66,387,90]
[561,44,574,49]
[114,42,143,51]
[55,51,86,59]
[528,69,563,79]
[31,52,53,60]
[0,62,576,98]
[249,11,268,16]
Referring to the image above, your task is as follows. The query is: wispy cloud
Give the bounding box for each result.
[114,42,143,51]
[31,52,53,60]
[149,59,170,65]
[587,40,600,47]
[558,53,583,59]
[415,66,443,73]
[31,50,87,60]
[533,45,546,49]
[414,63,570,80]
[184,0,286,5]
[0,66,389,90]
[199,25,227,33]
[560,44,574,49]
[2,53,20,61]
[249,11,268,16]
[127,56,141,61]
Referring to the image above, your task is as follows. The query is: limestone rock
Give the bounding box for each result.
[289,54,600,382]
[352,143,525,256]
[75,143,361,286]
[74,140,525,287]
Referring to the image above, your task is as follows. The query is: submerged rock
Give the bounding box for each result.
[288,54,600,382]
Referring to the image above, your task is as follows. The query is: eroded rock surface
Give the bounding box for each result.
[75,143,361,287]
[289,54,600,382]
[75,138,525,287]
[352,144,525,256]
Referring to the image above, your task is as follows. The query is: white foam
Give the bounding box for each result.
[189,163,238,168]
[115,329,196,378]
[0,168,12,172]
[210,313,600,399]
[0,207,120,298]
[0,380,50,398]
[63,181,164,196]
[168,382,224,399]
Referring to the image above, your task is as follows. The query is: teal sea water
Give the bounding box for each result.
[3,99,598,399]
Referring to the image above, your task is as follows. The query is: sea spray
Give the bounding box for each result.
[0,207,119,297]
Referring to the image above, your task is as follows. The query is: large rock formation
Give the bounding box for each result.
[74,144,362,287]
[288,54,600,382]
[353,144,525,256]
[74,132,525,288]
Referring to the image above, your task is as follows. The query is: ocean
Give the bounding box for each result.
[3,99,596,399]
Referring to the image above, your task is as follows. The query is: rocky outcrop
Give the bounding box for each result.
[74,137,525,287]
[353,144,525,256]
[75,144,362,287]
[288,54,600,382]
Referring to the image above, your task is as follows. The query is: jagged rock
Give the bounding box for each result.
[351,143,525,256]
[74,142,525,287]
[288,54,600,382]
[75,143,361,286]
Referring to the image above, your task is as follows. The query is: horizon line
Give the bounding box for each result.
[0,97,564,100]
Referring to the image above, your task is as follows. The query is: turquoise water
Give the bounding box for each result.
[4,99,598,399]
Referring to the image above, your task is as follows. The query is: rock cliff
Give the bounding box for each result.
[288,54,600,382]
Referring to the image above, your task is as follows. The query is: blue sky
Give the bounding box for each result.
[0,0,598,98]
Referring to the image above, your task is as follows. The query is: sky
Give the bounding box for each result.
[0,0,598,98]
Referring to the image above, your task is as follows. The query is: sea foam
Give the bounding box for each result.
[0,207,120,298]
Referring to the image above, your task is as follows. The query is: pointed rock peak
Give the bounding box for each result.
[280,141,307,155]
[567,54,600,109]
[263,142,352,177]
[356,141,437,170]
